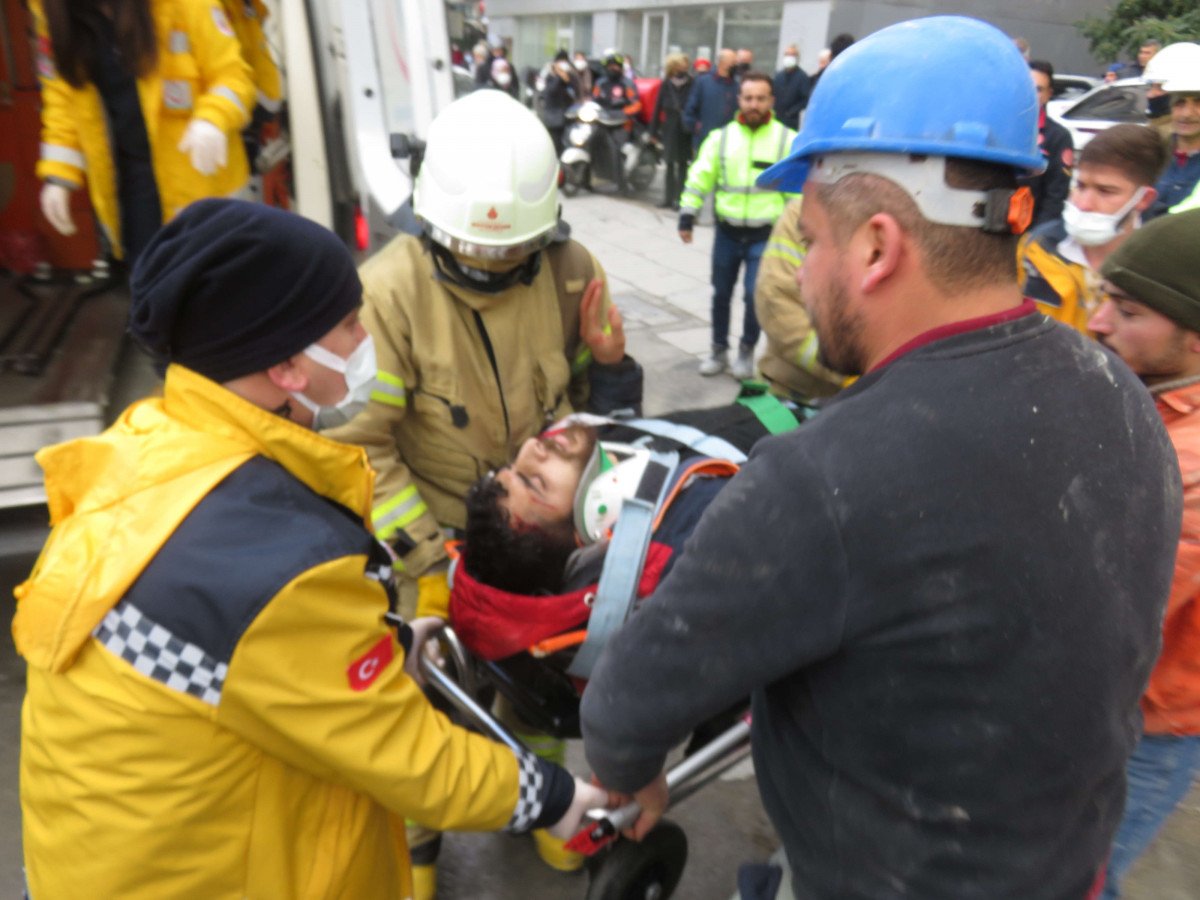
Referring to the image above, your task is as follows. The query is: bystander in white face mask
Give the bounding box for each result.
[291,335,377,429]
[782,55,798,69]
[1062,187,1148,247]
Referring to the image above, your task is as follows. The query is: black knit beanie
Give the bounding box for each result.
[129,199,362,383]
[1101,209,1200,334]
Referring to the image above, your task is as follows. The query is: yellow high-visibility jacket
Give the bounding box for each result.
[14,365,523,899]
[33,0,254,257]
[1017,223,1098,334]
[679,113,798,227]
[754,197,845,401]
[221,0,282,109]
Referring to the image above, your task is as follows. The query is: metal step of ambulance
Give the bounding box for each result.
[0,271,129,508]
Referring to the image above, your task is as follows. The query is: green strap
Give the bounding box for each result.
[737,384,802,435]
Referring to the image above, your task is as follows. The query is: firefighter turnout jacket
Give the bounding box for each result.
[33,0,254,258]
[14,366,532,899]
[329,235,640,580]
[679,113,798,228]
[755,198,845,401]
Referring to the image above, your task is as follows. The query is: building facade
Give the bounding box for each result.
[485,0,1102,83]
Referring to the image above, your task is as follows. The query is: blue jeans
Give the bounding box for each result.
[1101,732,1200,897]
[711,226,765,351]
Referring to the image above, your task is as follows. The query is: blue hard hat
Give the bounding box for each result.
[759,16,1044,191]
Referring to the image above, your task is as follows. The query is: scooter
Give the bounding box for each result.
[560,100,661,198]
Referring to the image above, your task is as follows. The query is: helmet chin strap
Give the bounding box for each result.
[428,240,543,294]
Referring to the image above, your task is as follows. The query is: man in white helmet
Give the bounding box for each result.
[580,17,1180,898]
[328,89,638,892]
[1145,42,1200,218]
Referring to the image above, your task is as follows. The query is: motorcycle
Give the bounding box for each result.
[560,100,660,198]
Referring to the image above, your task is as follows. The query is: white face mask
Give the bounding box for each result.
[574,58,587,72]
[782,55,798,69]
[494,71,512,87]
[291,334,377,430]
[1062,187,1148,247]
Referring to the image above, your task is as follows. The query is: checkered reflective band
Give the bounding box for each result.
[505,748,546,833]
[94,600,228,706]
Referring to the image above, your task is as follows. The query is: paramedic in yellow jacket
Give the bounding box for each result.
[1017,123,1165,333]
[754,196,845,402]
[221,0,282,114]
[34,0,255,263]
[329,91,641,617]
[13,200,608,899]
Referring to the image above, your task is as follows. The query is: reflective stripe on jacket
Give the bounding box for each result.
[754,197,845,401]
[679,114,797,227]
[33,0,254,257]
[14,365,521,898]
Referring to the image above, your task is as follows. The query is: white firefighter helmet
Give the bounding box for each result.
[572,442,653,544]
[414,91,560,261]
[1143,42,1200,89]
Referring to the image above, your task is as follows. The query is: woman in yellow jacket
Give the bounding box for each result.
[33,0,254,263]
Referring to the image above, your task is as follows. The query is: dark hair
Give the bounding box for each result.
[463,477,575,595]
[1079,123,1168,188]
[43,0,157,89]
[554,50,570,63]
[811,157,1019,294]
[739,71,774,94]
[830,34,856,59]
[1029,60,1054,81]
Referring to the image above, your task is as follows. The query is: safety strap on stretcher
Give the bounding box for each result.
[567,448,679,679]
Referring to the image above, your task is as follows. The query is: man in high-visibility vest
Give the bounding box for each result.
[678,72,797,379]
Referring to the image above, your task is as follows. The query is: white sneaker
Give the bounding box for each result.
[731,347,755,380]
[699,348,728,376]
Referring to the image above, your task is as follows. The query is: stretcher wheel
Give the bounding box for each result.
[585,820,688,900]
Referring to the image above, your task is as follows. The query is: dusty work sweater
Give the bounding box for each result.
[582,309,1181,899]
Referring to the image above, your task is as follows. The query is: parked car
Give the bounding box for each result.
[1048,78,1148,150]
[1052,73,1100,101]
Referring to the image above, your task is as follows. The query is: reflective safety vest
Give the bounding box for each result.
[680,113,798,228]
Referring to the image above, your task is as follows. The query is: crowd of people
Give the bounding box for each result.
[17,7,1200,900]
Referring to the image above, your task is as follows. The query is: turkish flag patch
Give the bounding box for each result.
[348,635,394,691]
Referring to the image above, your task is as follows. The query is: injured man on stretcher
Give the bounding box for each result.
[449,394,808,664]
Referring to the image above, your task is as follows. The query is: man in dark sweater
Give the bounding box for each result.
[1022,60,1074,229]
[581,17,1182,899]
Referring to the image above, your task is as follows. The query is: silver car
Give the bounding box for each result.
[1048,77,1149,150]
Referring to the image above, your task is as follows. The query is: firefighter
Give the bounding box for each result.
[327,89,640,892]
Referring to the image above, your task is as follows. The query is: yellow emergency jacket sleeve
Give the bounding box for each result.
[31,2,85,189]
[218,554,520,832]
[679,128,722,214]
[222,0,283,108]
[754,198,843,400]
[184,0,256,133]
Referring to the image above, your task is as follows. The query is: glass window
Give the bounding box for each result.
[669,6,719,68]
[1063,84,1148,124]
[617,11,643,66]
[573,16,593,58]
[722,2,782,74]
